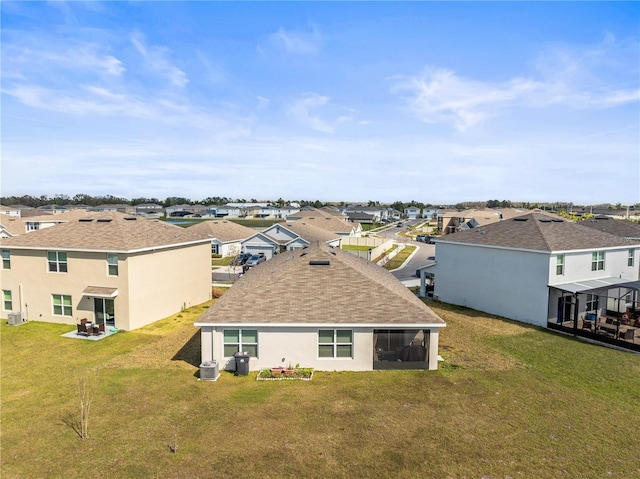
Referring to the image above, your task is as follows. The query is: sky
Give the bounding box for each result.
[1,1,639,205]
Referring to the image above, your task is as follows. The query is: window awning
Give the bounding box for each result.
[550,277,640,294]
[82,286,118,298]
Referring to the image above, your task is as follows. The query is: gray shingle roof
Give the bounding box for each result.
[0,212,208,252]
[282,221,341,244]
[187,220,257,242]
[438,213,638,251]
[196,242,445,326]
[578,217,640,240]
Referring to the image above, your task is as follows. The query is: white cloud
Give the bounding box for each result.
[265,26,322,55]
[392,36,639,131]
[130,33,188,87]
[288,93,354,133]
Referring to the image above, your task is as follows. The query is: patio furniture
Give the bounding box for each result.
[77,323,89,336]
[619,328,635,342]
[96,323,105,335]
[80,318,89,325]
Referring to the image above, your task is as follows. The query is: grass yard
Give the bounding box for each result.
[2,300,639,478]
[384,245,416,270]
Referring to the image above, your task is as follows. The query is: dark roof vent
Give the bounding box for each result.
[97,219,112,223]
[309,260,330,266]
[538,219,552,223]
[552,219,563,223]
[79,218,94,222]
[124,217,137,221]
[513,218,528,222]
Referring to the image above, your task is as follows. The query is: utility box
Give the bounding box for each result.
[7,312,25,326]
[199,360,219,381]
[233,352,250,376]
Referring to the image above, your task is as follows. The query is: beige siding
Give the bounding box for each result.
[1,243,211,330]
[126,243,211,330]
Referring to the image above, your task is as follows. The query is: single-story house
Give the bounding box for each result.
[283,221,343,248]
[195,242,446,373]
[1,212,212,330]
[404,207,421,220]
[187,220,257,257]
[424,212,640,350]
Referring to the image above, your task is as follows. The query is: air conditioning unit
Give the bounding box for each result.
[7,311,25,325]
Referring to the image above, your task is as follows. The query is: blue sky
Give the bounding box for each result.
[2,1,639,204]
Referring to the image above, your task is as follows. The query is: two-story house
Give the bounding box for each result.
[424,213,640,349]
[1,212,211,330]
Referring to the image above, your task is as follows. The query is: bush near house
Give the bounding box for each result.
[1,300,639,478]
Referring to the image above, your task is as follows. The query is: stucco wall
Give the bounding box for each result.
[126,243,211,330]
[434,243,551,327]
[0,249,126,325]
[200,326,375,371]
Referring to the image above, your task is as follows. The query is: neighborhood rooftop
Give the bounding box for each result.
[196,242,445,326]
[438,212,636,252]
[187,220,257,243]
[0,211,209,252]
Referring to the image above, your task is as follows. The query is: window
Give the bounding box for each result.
[223,329,258,357]
[1,250,10,270]
[318,329,353,358]
[586,294,598,312]
[52,294,72,316]
[107,253,118,276]
[556,254,564,275]
[628,249,635,267]
[3,290,12,311]
[48,251,67,273]
[591,251,604,271]
[26,222,39,231]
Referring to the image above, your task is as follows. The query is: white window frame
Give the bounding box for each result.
[26,222,40,231]
[591,251,604,271]
[1,250,10,270]
[223,329,258,358]
[556,254,564,275]
[628,249,634,268]
[3,290,12,311]
[585,293,598,312]
[107,253,118,276]
[52,294,72,316]
[48,251,68,273]
[318,329,353,359]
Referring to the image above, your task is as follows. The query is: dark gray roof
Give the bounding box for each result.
[195,242,445,326]
[438,213,637,251]
[578,217,640,240]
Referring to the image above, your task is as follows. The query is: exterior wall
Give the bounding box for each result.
[1,243,211,330]
[547,247,640,323]
[126,243,211,330]
[0,249,128,325]
[201,326,375,372]
[434,243,551,327]
[219,241,242,258]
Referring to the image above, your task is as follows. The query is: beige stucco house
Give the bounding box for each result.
[1,212,212,330]
[195,242,445,373]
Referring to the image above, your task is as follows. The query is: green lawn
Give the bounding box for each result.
[384,245,416,270]
[2,300,639,478]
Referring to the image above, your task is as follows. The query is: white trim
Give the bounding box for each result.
[3,238,212,254]
[195,321,446,328]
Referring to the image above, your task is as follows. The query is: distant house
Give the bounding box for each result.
[282,221,343,248]
[286,208,362,237]
[214,205,243,218]
[134,203,164,217]
[277,205,301,218]
[578,216,640,240]
[404,207,421,220]
[240,224,310,259]
[0,212,211,330]
[195,243,446,373]
[188,220,257,257]
[345,206,386,222]
[0,205,26,217]
[426,213,640,350]
[165,204,206,217]
[346,212,375,224]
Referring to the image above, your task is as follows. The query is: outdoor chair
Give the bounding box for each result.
[620,329,635,342]
[96,323,105,335]
[80,318,89,325]
[77,324,89,336]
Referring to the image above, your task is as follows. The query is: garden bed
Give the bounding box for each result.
[257,367,314,381]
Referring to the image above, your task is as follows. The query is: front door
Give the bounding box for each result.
[94,298,115,327]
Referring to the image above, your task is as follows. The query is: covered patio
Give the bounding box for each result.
[548,277,640,352]
[373,329,436,370]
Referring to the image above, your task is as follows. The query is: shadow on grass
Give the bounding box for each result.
[61,412,83,439]
[171,330,201,369]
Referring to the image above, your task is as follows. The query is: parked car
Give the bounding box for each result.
[397,222,403,227]
[245,253,266,267]
[416,234,427,242]
[234,252,252,266]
